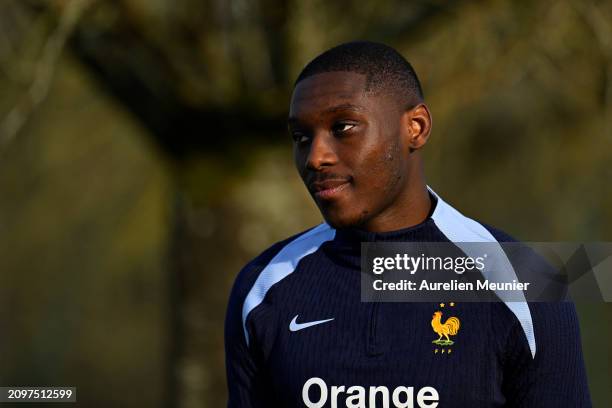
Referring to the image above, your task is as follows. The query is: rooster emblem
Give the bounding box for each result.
[431,310,460,346]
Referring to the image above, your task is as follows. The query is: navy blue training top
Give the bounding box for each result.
[225,189,591,407]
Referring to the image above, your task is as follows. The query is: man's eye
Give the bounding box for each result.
[332,123,356,135]
[291,132,310,144]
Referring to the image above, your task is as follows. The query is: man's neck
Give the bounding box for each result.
[359,182,432,233]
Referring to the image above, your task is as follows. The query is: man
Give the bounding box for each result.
[225,41,591,407]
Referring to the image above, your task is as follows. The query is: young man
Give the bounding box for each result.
[225,41,591,407]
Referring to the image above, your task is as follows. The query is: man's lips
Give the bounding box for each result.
[310,179,351,200]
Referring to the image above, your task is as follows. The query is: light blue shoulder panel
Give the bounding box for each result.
[241,223,336,346]
[428,186,536,358]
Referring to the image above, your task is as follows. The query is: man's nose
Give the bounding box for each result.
[306,133,338,170]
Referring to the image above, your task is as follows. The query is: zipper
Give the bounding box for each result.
[367,301,384,356]
[363,241,384,356]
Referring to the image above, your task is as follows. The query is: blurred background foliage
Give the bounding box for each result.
[0,0,611,406]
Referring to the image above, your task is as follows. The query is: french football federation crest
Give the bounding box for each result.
[431,302,460,354]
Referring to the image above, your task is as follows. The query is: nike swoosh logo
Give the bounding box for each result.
[289,315,334,332]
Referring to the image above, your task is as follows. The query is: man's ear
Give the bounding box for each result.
[401,103,432,152]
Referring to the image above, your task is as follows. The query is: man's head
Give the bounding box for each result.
[294,41,424,109]
[289,41,432,231]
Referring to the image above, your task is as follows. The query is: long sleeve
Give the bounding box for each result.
[502,302,591,407]
[224,235,300,407]
[224,268,264,408]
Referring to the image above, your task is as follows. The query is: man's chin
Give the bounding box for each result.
[320,211,362,230]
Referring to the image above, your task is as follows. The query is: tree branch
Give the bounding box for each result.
[0,0,95,150]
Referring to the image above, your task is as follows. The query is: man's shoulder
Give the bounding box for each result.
[246,224,327,268]
[229,224,329,296]
[480,222,519,243]
[479,222,555,277]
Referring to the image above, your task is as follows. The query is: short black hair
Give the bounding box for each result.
[294,41,424,108]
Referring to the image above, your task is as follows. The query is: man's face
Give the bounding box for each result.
[289,71,413,230]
